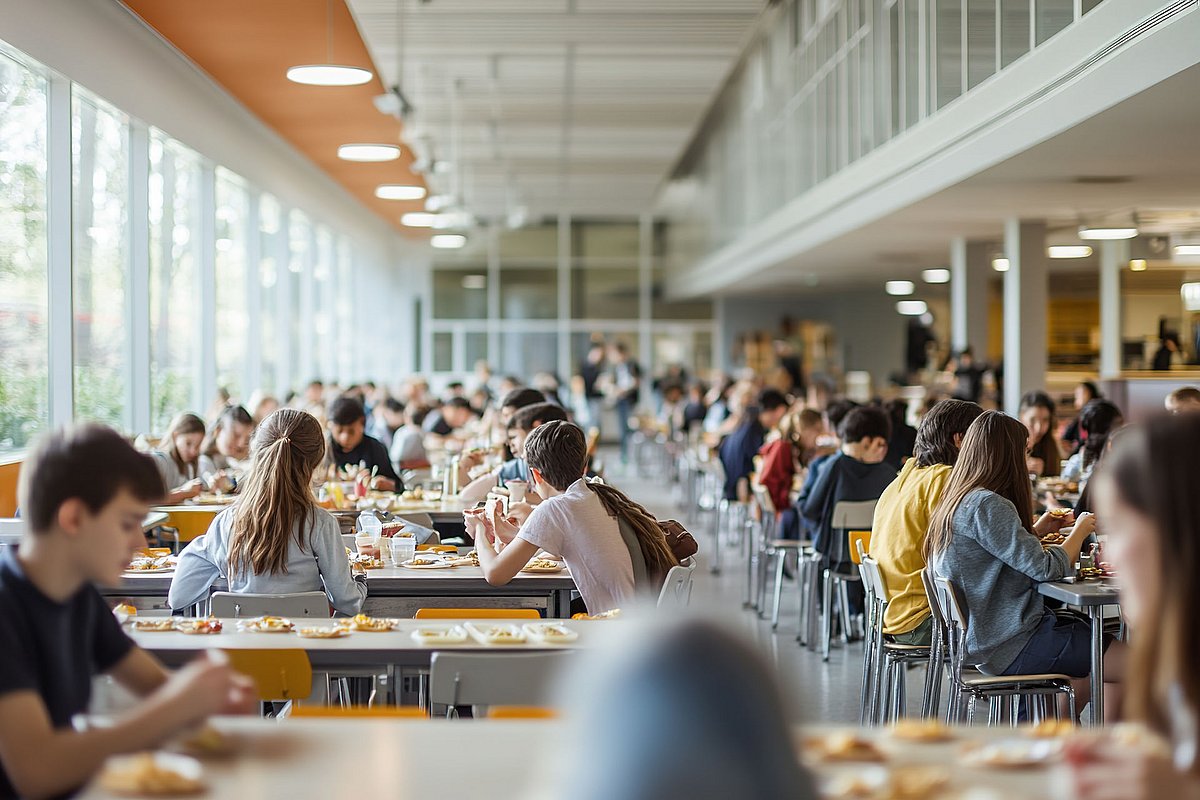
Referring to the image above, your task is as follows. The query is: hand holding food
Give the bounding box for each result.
[1069,512,1097,540]
[159,652,255,724]
[1034,509,1074,536]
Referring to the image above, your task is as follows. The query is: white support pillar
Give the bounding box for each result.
[1002,219,1048,415]
[950,238,991,356]
[556,212,571,383]
[486,223,500,373]
[196,162,217,413]
[243,190,262,397]
[127,121,151,433]
[638,214,653,409]
[1099,241,1127,379]
[275,212,293,394]
[46,73,74,428]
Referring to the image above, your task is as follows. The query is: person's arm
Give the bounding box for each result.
[801,456,837,526]
[1066,739,1200,800]
[311,514,368,615]
[459,469,500,504]
[0,655,253,800]
[167,533,221,611]
[106,647,170,697]
[966,495,1076,581]
[367,441,402,492]
[473,509,540,587]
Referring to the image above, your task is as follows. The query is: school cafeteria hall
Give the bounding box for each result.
[2,0,1200,797]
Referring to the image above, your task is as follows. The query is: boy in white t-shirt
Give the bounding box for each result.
[469,421,635,615]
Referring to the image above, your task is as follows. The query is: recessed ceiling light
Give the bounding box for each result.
[1129,259,1148,271]
[461,274,486,289]
[337,143,401,162]
[922,268,951,284]
[992,258,1010,272]
[1175,245,1200,257]
[375,184,426,201]
[432,234,467,249]
[1048,246,1093,258]
[401,212,436,227]
[1078,226,1138,240]
[885,280,915,296]
[286,64,373,86]
[896,300,928,316]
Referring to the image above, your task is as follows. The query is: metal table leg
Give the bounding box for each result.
[1089,605,1104,725]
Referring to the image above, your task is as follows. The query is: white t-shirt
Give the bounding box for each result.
[517,479,634,615]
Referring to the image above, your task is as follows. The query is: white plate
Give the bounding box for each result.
[237,617,295,633]
[411,625,470,645]
[520,562,566,574]
[296,627,349,639]
[522,622,578,643]
[464,622,527,646]
[98,751,205,795]
[124,566,176,575]
[400,560,456,570]
[961,739,1063,768]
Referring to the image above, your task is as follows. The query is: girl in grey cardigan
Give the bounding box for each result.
[926,411,1123,719]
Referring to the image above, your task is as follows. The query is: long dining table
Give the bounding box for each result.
[1037,578,1119,726]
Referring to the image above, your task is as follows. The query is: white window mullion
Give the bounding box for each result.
[196,162,217,412]
[299,226,316,383]
[46,73,74,428]
[127,120,151,433]
[275,209,293,395]
[244,189,262,397]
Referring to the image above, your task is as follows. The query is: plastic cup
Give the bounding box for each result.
[389,537,416,565]
[506,479,528,504]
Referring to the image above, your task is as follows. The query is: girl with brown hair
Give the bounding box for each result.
[1067,415,1200,798]
[168,409,367,615]
[926,411,1121,718]
[199,405,254,475]
[1019,391,1062,477]
[151,412,206,503]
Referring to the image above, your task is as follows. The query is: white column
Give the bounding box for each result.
[556,212,571,382]
[127,121,151,433]
[1002,219,1048,415]
[298,226,316,382]
[950,238,990,355]
[275,212,293,394]
[243,190,262,396]
[1099,240,1127,379]
[486,223,500,373]
[638,214,653,408]
[46,74,74,428]
[196,162,217,412]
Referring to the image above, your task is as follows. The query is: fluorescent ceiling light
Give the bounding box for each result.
[1078,226,1138,240]
[896,300,928,316]
[375,184,425,201]
[885,280,914,296]
[1048,245,1093,259]
[432,234,467,249]
[922,268,951,284]
[461,274,486,289]
[992,258,1010,272]
[286,65,372,86]
[401,212,436,227]
[1129,259,1148,271]
[1175,245,1200,257]
[337,143,401,162]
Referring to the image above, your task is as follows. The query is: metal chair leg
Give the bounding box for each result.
[771,551,788,629]
[987,696,1002,726]
[821,569,835,662]
[837,579,853,644]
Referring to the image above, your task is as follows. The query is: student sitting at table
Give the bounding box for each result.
[470,421,677,615]
[1061,399,1123,487]
[1019,390,1062,477]
[459,402,569,504]
[199,404,253,481]
[324,395,402,492]
[926,410,1123,719]
[718,388,790,502]
[871,399,982,646]
[151,412,206,503]
[1067,413,1200,798]
[793,399,857,538]
[422,396,476,438]
[756,409,825,540]
[169,409,368,615]
[0,424,253,799]
[389,402,431,471]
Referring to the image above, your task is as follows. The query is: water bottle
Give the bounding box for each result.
[357,510,383,539]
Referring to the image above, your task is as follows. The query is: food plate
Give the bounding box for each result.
[175,619,223,635]
[522,622,578,643]
[342,614,395,632]
[571,609,621,620]
[131,619,177,632]
[296,626,349,639]
[887,720,954,743]
[960,739,1063,768]
[821,766,948,800]
[411,625,470,645]
[803,732,887,763]
[193,493,235,505]
[400,558,455,570]
[464,622,527,646]
[520,558,566,574]
[237,616,294,633]
[98,752,205,796]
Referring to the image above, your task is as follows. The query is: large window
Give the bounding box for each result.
[214,169,248,401]
[258,193,281,393]
[0,49,48,453]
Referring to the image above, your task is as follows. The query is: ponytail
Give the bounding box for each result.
[588,481,679,581]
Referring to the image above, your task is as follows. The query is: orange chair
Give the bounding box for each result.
[487,706,558,720]
[0,458,21,517]
[848,530,872,565]
[414,608,540,620]
[289,705,426,719]
[416,544,458,553]
[222,649,312,702]
[159,508,220,551]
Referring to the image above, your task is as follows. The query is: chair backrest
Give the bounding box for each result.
[932,576,968,628]
[860,556,888,601]
[656,563,694,609]
[0,459,21,518]
[488,706,559,720]
[289,704,427,718]
[0,518,25,551]
[414,608,540,620]
[832,500,877,530]
[416,544,458,553]
[429,652,571,710]
[210,591,331,618]
[931,574,969,676]
[751,483,777,517]
[848,529,872,565]
[164,509,220,544]
[223,648,312,702]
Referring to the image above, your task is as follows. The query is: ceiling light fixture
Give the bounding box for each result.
[338,143,401,162]
[1078,226,1138,240]
[992,258,1010,272]
[286,1,374,86]
[1048,245,1093,259]
[896,300,928,316]
[401,212,436,227]
[375,184,426,201]
[885,280,915,296]
[461,274,486,289]
[1129,259,1148,271]
[1183,283,1200,312]
[922,268,951,284]
[1175,245,1200,257]
[432,234,467,249]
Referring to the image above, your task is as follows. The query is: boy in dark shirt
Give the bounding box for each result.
[0,424,253,798]
[326,395,403,491]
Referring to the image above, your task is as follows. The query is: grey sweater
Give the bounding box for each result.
[931,489,1071,673]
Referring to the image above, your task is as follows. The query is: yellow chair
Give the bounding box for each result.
[848,530,872,565]
[414,608,540,620]
[0,458,21,517]
[289,705,426,718]
[159,508,220,551]
[487,706,558,720]
[223,649,313,702]
[415,544,458,553]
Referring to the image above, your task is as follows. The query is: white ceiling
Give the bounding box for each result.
[347,0,764,222]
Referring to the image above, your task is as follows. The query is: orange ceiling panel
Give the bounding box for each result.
[121,0,425,234]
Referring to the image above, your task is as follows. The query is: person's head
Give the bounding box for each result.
[957,347,975,366]
[1165,386,1200,414]
[441,396,475,429]
[304,379,324,403]
[661,383,684,405]
[755,388,789,429]
[587,341,606,364]
[883,398,909,429]
[1074,381,1101,410]
[823,399,859,440]
[926,411,1032,559]
[522,420,588,494]
[499,387,546,426]
[912,399,984,469]
[1078,398,1123,467]
[446,381,466,398]
[838,406,891,464]
[380,398,406,429]
[229,409,324,579]
[407,404,431,428]
[508,402,570,457]
[248,392,280,424]
[1094,414,1200,735]
[163,412,206,473]
[204,405,253,461]
[1018,390,1056,445]
[328,395,367,451]
[19,424,165,584]
[608,342,629,363]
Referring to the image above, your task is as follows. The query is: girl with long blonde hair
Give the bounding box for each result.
[168,409,367,615]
